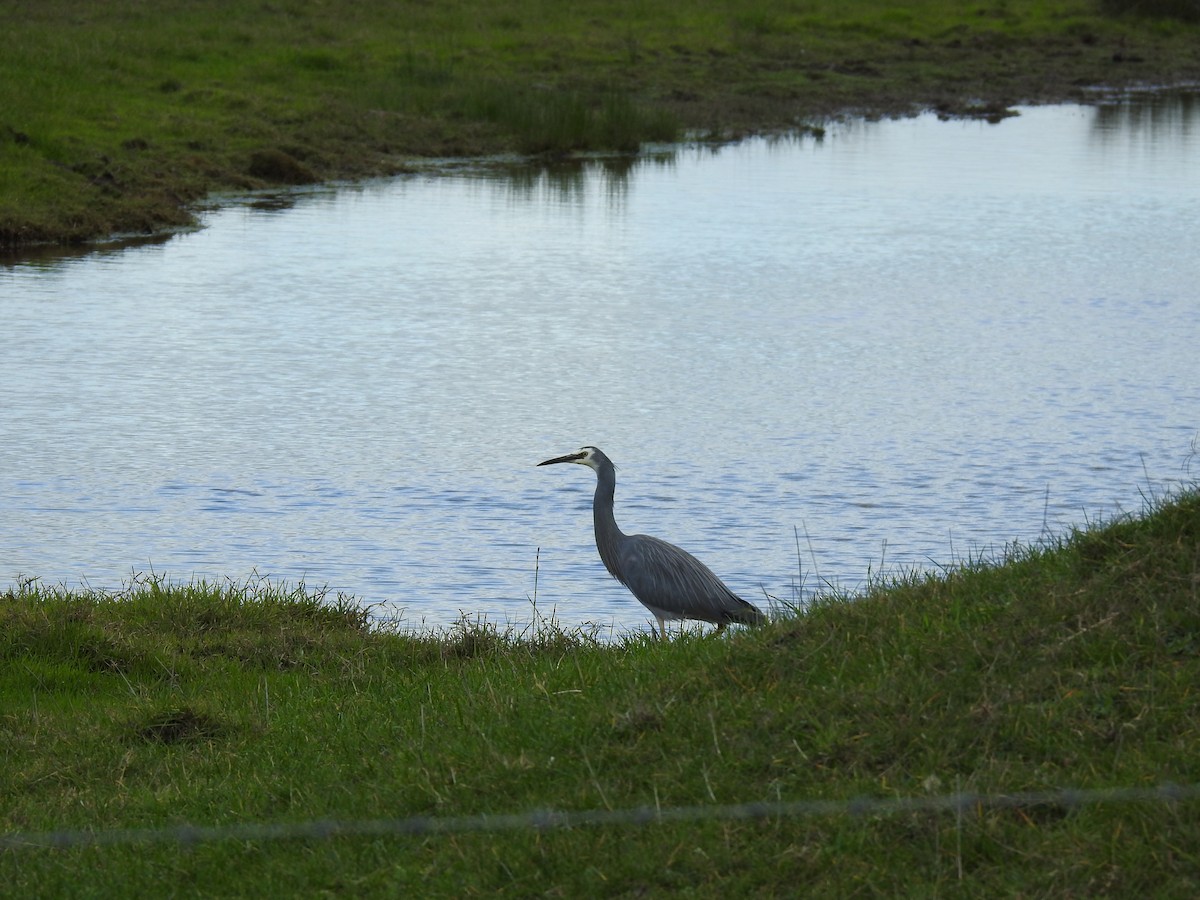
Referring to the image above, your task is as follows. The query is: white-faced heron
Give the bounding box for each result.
[537,446,766,638]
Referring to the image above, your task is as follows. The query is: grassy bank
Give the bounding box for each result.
[2,489,1197,894]
[2,0,1200,250]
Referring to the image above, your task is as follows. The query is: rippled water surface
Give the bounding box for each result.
[4,94,1198,634]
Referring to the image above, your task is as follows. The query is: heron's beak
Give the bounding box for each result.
[538,451,586,467]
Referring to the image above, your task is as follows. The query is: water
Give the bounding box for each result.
[3,92,1198,635]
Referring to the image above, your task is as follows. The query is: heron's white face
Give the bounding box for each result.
[576,446,603,470]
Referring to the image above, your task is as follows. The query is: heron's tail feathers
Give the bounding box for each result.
[729,598,767,626]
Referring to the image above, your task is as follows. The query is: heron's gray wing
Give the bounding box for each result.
[616,534,762,625]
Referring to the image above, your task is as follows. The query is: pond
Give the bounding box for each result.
[3,91,1198,635]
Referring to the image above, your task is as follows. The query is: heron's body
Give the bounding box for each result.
[538,446,766,637]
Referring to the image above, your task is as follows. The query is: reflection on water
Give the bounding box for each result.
[484,151,678,206]
[1092,88,1199,138]
[2,91,1198,635]
[0,231,178,270]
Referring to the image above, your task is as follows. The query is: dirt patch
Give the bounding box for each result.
[137,707,226,744]
[247,148,320,185]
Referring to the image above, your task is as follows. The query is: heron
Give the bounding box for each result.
[537,446,766,638]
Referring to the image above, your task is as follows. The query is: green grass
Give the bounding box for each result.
[2,0,1200,249]
[2,488,1198,895]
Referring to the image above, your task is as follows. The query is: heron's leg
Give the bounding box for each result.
[714,622,727,635]
[655,616,666,640]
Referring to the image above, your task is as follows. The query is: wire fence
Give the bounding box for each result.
[3,782,1197,852]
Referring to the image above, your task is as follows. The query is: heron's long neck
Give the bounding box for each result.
[592,464,626,583]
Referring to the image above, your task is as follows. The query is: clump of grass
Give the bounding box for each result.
[435,611,603,660]
[1,573,374,679]
[462,83,679,154]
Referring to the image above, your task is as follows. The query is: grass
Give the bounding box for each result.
[2,487,1198,895]
[2,0,1200,249]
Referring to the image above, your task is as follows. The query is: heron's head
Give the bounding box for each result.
[537,445,607,471]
